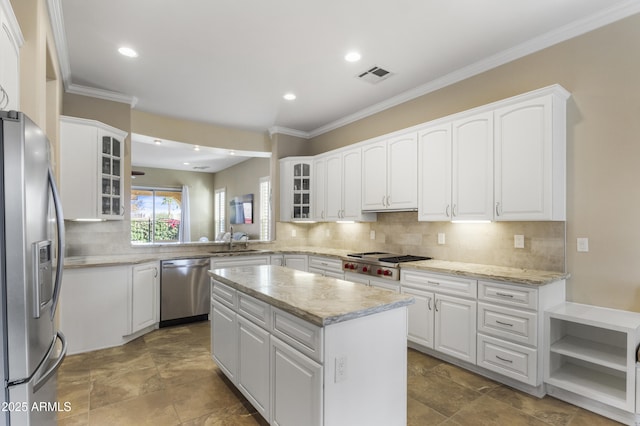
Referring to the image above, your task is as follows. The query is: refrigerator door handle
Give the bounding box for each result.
[48,167,66,321]
[33,331,67,393]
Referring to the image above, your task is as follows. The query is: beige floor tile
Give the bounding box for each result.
[432,362,502,394]
[568,408,625,425]
[407,348,443,377]
[90,366,164,409]
[57,379,90,420]
[408,371,483,417]
[87,389,180,426]
[487,386,579,426]
[449,394,550,426]
[407,396,448,425]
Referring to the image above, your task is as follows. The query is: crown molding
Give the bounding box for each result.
[46,0,71,88]
[1,0,24,47]
[268,126,310,139]
[307,0,640,138]
[67,83,138,107]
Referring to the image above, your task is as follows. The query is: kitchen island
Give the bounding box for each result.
[208,265,414,426]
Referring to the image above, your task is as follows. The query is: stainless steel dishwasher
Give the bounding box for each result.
[160,258,210,327]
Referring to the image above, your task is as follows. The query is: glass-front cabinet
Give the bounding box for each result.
[60,116,128,220]
[100,134,123,217]
[279,157,313,222]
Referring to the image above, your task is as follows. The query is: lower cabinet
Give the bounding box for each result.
[238,316,271,419]
[270,336,322,426]
[211,300,238,381]
[130,262,159,334]
[283,254,308,271]
[434,293,477,363]
[308,255,343,279]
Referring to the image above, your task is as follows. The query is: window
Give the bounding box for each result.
[131,187,182,243]
[260,176,271,240]
[214,187,226,237]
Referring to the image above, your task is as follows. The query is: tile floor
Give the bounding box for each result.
[57,321,621,425]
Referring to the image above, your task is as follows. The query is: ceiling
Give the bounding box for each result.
[52,1,638,148]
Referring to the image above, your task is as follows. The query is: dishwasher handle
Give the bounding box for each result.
[162,259,210,269]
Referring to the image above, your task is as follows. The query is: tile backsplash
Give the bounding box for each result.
[276,212,566,272]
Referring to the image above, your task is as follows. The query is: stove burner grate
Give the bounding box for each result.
[377,255,432,263]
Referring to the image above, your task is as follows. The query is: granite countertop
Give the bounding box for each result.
[64,246,569,286]
[209,265,413,327]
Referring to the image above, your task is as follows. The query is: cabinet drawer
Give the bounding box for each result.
[211,280,237,309]
[238,292,270,330]
[478,281,537,310]
[402,270,477,298]
[308,256,342,274]
[478,302,537,346]
[272,308,323,363]
[477,333,537,386]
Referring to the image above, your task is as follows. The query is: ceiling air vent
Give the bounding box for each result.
[357,66,393,84]
[192,165,210,170]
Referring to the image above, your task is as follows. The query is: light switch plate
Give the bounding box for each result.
[370,230,376,240]
[437,233,445,245]
[291,229,296,237]
[514,235,525,249]
[577,237,589,252]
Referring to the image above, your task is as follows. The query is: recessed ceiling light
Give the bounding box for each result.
[118,46,138,58]
[283,93,296,101]
[345,51,361,62]
[229,151,236,156]
[194,145,200,151]
[183,162,190,165]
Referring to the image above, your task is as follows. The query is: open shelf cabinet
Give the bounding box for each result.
[545,302,640,413]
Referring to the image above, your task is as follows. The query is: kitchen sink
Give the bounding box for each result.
[210,249,262,254]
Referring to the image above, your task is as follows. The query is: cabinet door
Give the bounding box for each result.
[271,336,322,426]
[402,287,434,348]
[452,112,493,221]
[418,124,452,221]
[283,255,308,271]
[130,263,159,334]
[211,300,238,383]
[341,148,364,220]
[238,316,270,420]
[434,294,477,363]
[292,162,312,220]
[279,160,293,221]
[325,153,343,220]
[312,157,326,221]
[387,133,418,209]
[361,141,388,210]
[494,96,554,220]
[98,131,124,219]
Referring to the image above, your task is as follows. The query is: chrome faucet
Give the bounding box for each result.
[229,226,234,250]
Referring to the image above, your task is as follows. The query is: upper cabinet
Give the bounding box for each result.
[60,116,128,220]
[279,157,313,222]
[494,90,568,221]
[362,133,418,211]
[0,2,22,111]
[418,85,569,222]
[325,147,375,222]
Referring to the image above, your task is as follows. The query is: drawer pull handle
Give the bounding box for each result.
[495,292,514,298]
[496,320,513,327]
[496,355,513,363]
[427,281,440,286]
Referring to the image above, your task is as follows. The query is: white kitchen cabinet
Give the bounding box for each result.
[279,157,313,221]
[211,299,238,383]
[238,315,271,420]
[59,265,131,355]
[362,133,418,211]
[418,123,452,221]
[129,262,159,335]
[323,147,376,222]
[283,254,308,271]
[307,255,343,279]
[0,2,21,111]
[60,116,128,220]
[545,302,640,418]
[270,335,323,426]
[401,286,434,348]
[211,254,271,269]
[494,87,569,221]
[401,270,477,364]
[451,111,494,221]
[312,156,326,221]
[270,254,283,266]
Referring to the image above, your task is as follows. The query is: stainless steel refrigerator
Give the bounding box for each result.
[0,111,67,425]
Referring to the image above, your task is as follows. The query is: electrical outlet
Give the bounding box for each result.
[437,233,445,245]
[291,229,296,237]
[370,230,376,240]
[514,235,524,249]
[577,237,589,252]
[325,229,331,237]
[335,356,347,383]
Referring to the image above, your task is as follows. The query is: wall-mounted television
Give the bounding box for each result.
[230,194,253,224]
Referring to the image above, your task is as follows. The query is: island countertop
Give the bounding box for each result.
[209,264,414,327]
